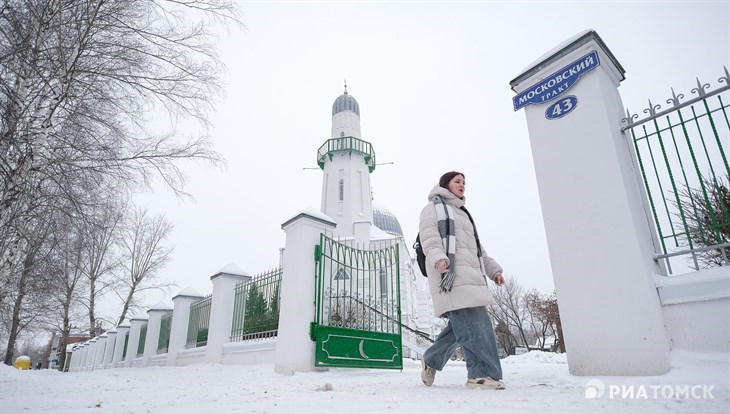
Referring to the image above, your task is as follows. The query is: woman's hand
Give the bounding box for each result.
[435,259,449,273]
[494,273,506,286]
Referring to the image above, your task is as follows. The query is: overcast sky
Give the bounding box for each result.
[125,1,729,318]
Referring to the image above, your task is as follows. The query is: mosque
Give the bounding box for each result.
[316,85,437,354]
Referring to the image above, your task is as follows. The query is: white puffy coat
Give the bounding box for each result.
[418,185,502,316]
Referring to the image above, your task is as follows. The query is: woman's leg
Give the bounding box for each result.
[423,320,460,371]
[447,306,502,379]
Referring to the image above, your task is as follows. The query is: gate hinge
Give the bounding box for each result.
[314,244,322,262]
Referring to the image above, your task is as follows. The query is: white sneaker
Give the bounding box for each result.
[421,359,436,386]
[466,377,505,390]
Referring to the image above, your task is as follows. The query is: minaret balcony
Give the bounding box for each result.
[317,136,376,173]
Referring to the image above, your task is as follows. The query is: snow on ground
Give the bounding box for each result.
[1,351,728,414]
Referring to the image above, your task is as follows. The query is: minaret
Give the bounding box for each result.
[318,84,375,244]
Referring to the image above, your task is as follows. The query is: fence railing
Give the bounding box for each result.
[121,331,129,359]
[136,323,147,357]
[622,67,730,274]
[230,268,282,342]
[186,294,212,349]
[156,312,173,354]
[316,136,376,173]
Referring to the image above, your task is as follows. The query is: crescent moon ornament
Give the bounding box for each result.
[358,340,369,359]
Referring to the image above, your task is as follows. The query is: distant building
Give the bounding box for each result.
[47,331,90,370]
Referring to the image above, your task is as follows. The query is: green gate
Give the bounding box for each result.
[310,234,403,369]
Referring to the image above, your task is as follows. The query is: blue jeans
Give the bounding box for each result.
[423,306,503,380]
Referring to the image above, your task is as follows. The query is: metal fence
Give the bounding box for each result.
[121,331,129,359]
[136,323,147,357]
[622,67,730,274]
[185,294,212,349]
[315,236,401,335]
[156,312,172,354]
[230,268,282,342]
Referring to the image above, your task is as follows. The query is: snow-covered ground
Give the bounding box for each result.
[1,351,728,413]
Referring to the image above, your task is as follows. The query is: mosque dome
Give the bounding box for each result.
[332,90,360,117]
[372,203,404,237]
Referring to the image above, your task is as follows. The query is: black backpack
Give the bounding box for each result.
[413,234,428,277]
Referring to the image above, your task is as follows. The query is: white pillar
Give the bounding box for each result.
[142,302,172,366]
[166,288,203,366]
[275,208,336,374]
[83,340,94,371]
[102,330,117,368]
[93,335,107,370]
[111,323,130,368]
[509,30,670,375]
[205,264,251,364]
[78,342,90,371]
[64,344,81,372]
[88,338,103,371]
[124,318,147,367]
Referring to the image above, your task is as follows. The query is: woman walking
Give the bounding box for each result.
[418,171,506,390]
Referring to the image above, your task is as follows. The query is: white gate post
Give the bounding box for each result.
[509,30,670,375]
[166,288,203,366]
[102,330,116,368]
[275,208,336,375]
[142,302,172,366]
[205,264,251,364]
[111,322,130,368]
[124,318,147,367]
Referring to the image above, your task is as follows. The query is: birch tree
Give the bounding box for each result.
[115,208,174,325]
[1,0,240,285]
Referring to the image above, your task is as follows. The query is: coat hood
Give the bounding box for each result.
[427,184,466,208]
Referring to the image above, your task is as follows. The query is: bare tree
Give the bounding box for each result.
[1,0,240,286]
[1,0,240,362]
[45,211,92,371]
[1,218,56,365]
[541,292,565,353]
[115,208,175,325]
[489,275,531,350]
[79,200,125,335]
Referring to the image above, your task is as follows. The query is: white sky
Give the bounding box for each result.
[126,1,730,317]
[2,350,729,413]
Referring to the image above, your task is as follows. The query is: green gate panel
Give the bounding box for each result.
[314,325,402,369]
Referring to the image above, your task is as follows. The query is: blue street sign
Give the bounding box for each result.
[545,96,578,120]
[513,50,600,111]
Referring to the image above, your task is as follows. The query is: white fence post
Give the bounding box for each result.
[69,345,81,372]
[101,329,117,369]
[124,318,147,367]
[93,335,107,370]
[166,288,203,366]
[111,322,130,368]
[206,264,251,364]
[509,29,670,375]
[142,302,172,367]
[275,208,336,375]
[84,338,97,371]
[79,340,91,371]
